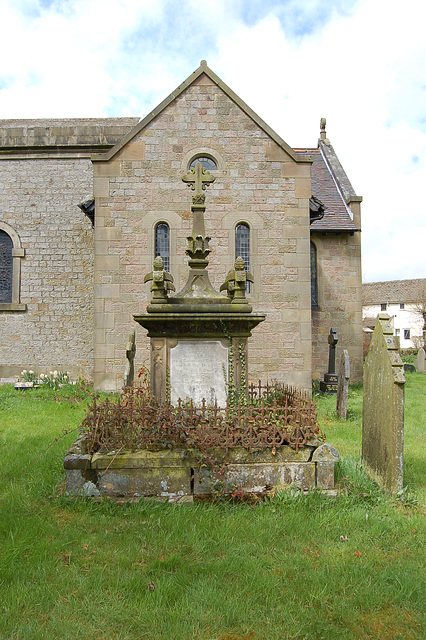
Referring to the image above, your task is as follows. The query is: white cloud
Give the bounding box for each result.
[0,0,425,282]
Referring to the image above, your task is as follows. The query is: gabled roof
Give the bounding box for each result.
[363,279,426,305]
[92,61,311,165]
[297,146,359,232]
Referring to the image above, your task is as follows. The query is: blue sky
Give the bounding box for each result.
[1,0,425,283]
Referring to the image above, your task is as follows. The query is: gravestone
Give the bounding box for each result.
[362,313,405,493]
[124,329,136,387]
[415,347,425,372]
[336,349,350,419]
[320,327,339,393]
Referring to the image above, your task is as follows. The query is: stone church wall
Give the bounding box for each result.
[311,231,363,383]
[0,157,95,379]
[0,97,363,390]
[93,76,313,391]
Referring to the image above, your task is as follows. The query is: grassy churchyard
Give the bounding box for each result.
[0,375,425,640]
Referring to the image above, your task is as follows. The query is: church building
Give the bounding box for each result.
[0,61,362,391]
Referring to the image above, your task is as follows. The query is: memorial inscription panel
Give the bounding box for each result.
[170,340,228,406]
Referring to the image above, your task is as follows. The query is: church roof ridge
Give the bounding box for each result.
[362,279,426,305]
[92,61,312,164]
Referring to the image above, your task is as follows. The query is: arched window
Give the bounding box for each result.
[235,223,250,292]
[155,223,170,272]
[0,222,26,311]
[310,241,318,309]
[189,156,217,171]
[0,230,13,303]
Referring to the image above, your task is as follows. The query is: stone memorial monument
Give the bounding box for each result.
[64,151,342,500]
[134,161,265,404]
[362,314,405,493]
[320,328,339,393]
[336,349,350,419]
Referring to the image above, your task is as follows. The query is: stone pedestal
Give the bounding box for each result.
[320,373,338,393]
[135,315,260,405]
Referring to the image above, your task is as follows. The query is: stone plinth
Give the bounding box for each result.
[320,373,338,393]
[135,313,264,403]
[64,439,339,500]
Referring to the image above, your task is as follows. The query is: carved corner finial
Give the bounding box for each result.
[220,257,254,302]
[144,256,175,303]
[319,117,330,145]
[200,59,207,67]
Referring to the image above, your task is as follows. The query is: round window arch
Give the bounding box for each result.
[189,156,217,171]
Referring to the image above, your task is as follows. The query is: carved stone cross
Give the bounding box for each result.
[327,327,338,374]
[182,161,215,200]
[124,328,136,387]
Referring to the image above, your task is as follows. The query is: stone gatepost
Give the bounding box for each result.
[362,313,405,493]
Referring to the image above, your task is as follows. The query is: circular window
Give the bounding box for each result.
[189,156,217,171]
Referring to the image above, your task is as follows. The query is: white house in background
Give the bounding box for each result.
[362,279,426,349]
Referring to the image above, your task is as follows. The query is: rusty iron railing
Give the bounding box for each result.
[82,382,323,454]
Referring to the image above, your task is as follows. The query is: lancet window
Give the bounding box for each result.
[0,222,26,311]
[0,230,13,303]
[235,223,250,293]
[310,241,318,309]
[155,223,170,272]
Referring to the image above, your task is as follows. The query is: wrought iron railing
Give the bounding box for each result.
[82,382,323,454]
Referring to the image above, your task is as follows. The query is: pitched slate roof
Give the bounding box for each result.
[362,279,426,305]
[296,145,359,233]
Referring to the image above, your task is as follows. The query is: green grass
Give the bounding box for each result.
[0,379,425,640]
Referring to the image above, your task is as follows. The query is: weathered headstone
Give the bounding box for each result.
[403,363,416,373]
[415,347,425,372]
[336,349,350,419]
[320,327,339,393]
[362,313,405,493]
[124,329,136,387]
